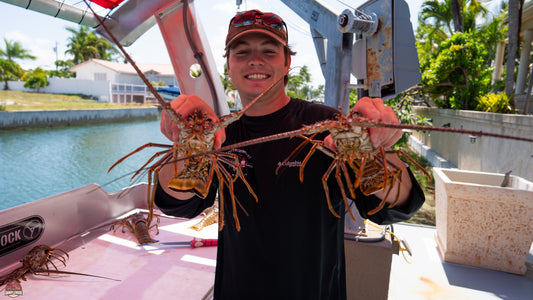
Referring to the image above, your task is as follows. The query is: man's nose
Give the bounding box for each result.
[248,52,264,66]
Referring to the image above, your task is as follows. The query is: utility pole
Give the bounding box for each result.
[53,42,58,70]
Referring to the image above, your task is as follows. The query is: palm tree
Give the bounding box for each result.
[65,26,119,64]
[65,26,98,64]
[505,0,524,103]
[450,0,463,32]
[417,0,490,85]
[287,66,313,99]
[418,0,488,41]
[95,37,118,60]
[0,39,36,63]
[416,0,501,109]
[0,58,24,90]
[220,63,236,95]
[478,3,507,69]
[463,0,488,31]
[419,0,454,38]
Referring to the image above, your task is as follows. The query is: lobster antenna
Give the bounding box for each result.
[340,80,350,113]
[82,0,182,126]
[240,66,299,112]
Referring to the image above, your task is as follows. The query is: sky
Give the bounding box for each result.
[0,0,426,87]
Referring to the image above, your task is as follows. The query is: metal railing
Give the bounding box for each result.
[111,83,155,104]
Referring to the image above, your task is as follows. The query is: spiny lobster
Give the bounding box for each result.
[276,108,431,221]
[189,201,219,231]
[110,211,159,245]
[0,245,118,287]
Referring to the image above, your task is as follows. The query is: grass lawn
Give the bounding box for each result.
[0,90,155,111]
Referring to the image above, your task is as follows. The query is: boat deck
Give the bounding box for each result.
[1,213,218,299]
[388,223,533,300]
[0,184,532,299]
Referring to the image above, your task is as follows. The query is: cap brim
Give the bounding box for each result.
[225,28,288,49]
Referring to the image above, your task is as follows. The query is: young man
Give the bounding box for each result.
[156,9,424,300]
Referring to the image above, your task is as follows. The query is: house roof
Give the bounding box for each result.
[70,58,175,76]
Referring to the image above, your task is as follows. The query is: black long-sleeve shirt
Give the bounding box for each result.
[155,98,425,300]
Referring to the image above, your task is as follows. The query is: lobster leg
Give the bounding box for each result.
[387,170,404,209]
[130,149,174,180]
[108,143,173,173]
[393,149,432,180]
[300,142,321,182]
[322,161,341,218]
[215,166,240,230]
[367,173,396,215]
[353,155,367,190]
[218,180,226,231]
[340,158,357,200]
[379,147,389,191]
[334,162,357,221]
[219,153,258,203]
[216,155,254,231]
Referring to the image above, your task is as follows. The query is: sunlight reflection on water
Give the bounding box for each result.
[0,120,170,210]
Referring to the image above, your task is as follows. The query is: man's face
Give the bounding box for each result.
[227,33,290,101]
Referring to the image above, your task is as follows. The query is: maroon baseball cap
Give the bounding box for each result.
[225,9,288,49]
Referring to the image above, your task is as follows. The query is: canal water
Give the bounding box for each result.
[0,120,170,210]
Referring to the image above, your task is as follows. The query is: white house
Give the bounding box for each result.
[6,59,179,103]
[69,59,178,103]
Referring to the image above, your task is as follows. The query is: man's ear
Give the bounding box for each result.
[285,55,291,73]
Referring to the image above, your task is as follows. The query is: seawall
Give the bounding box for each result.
[0,107,160,130]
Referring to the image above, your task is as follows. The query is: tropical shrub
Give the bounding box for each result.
[24,68,50,92]
[385,94,433,147]
[0,58,24,90]
[422,31,492,110]
[475,93,515,113]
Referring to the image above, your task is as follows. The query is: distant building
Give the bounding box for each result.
[70,59,178,103]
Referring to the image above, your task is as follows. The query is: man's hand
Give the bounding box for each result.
[352,97,402,148]
[324,97,402,151]
[160,94,226,149]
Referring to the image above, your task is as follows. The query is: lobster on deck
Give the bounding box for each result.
[110,211,160,245]
[0,245,118,287]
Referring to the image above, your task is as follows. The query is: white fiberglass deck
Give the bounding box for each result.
[0,184,217,299]
[0,184,532,299]
[2,214,217,299]
[388,223,533,300]
[1,213,218,299]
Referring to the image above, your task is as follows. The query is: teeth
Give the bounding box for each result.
[247,74,268,80]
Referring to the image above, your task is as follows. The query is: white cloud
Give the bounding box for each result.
[4,30,60,69]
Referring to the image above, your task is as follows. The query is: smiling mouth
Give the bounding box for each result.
[246,73,270,80]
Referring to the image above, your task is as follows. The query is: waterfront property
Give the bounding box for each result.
[5,59,178,104]
[70,59,178,104]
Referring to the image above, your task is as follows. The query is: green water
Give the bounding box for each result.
[0,120,170,210]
